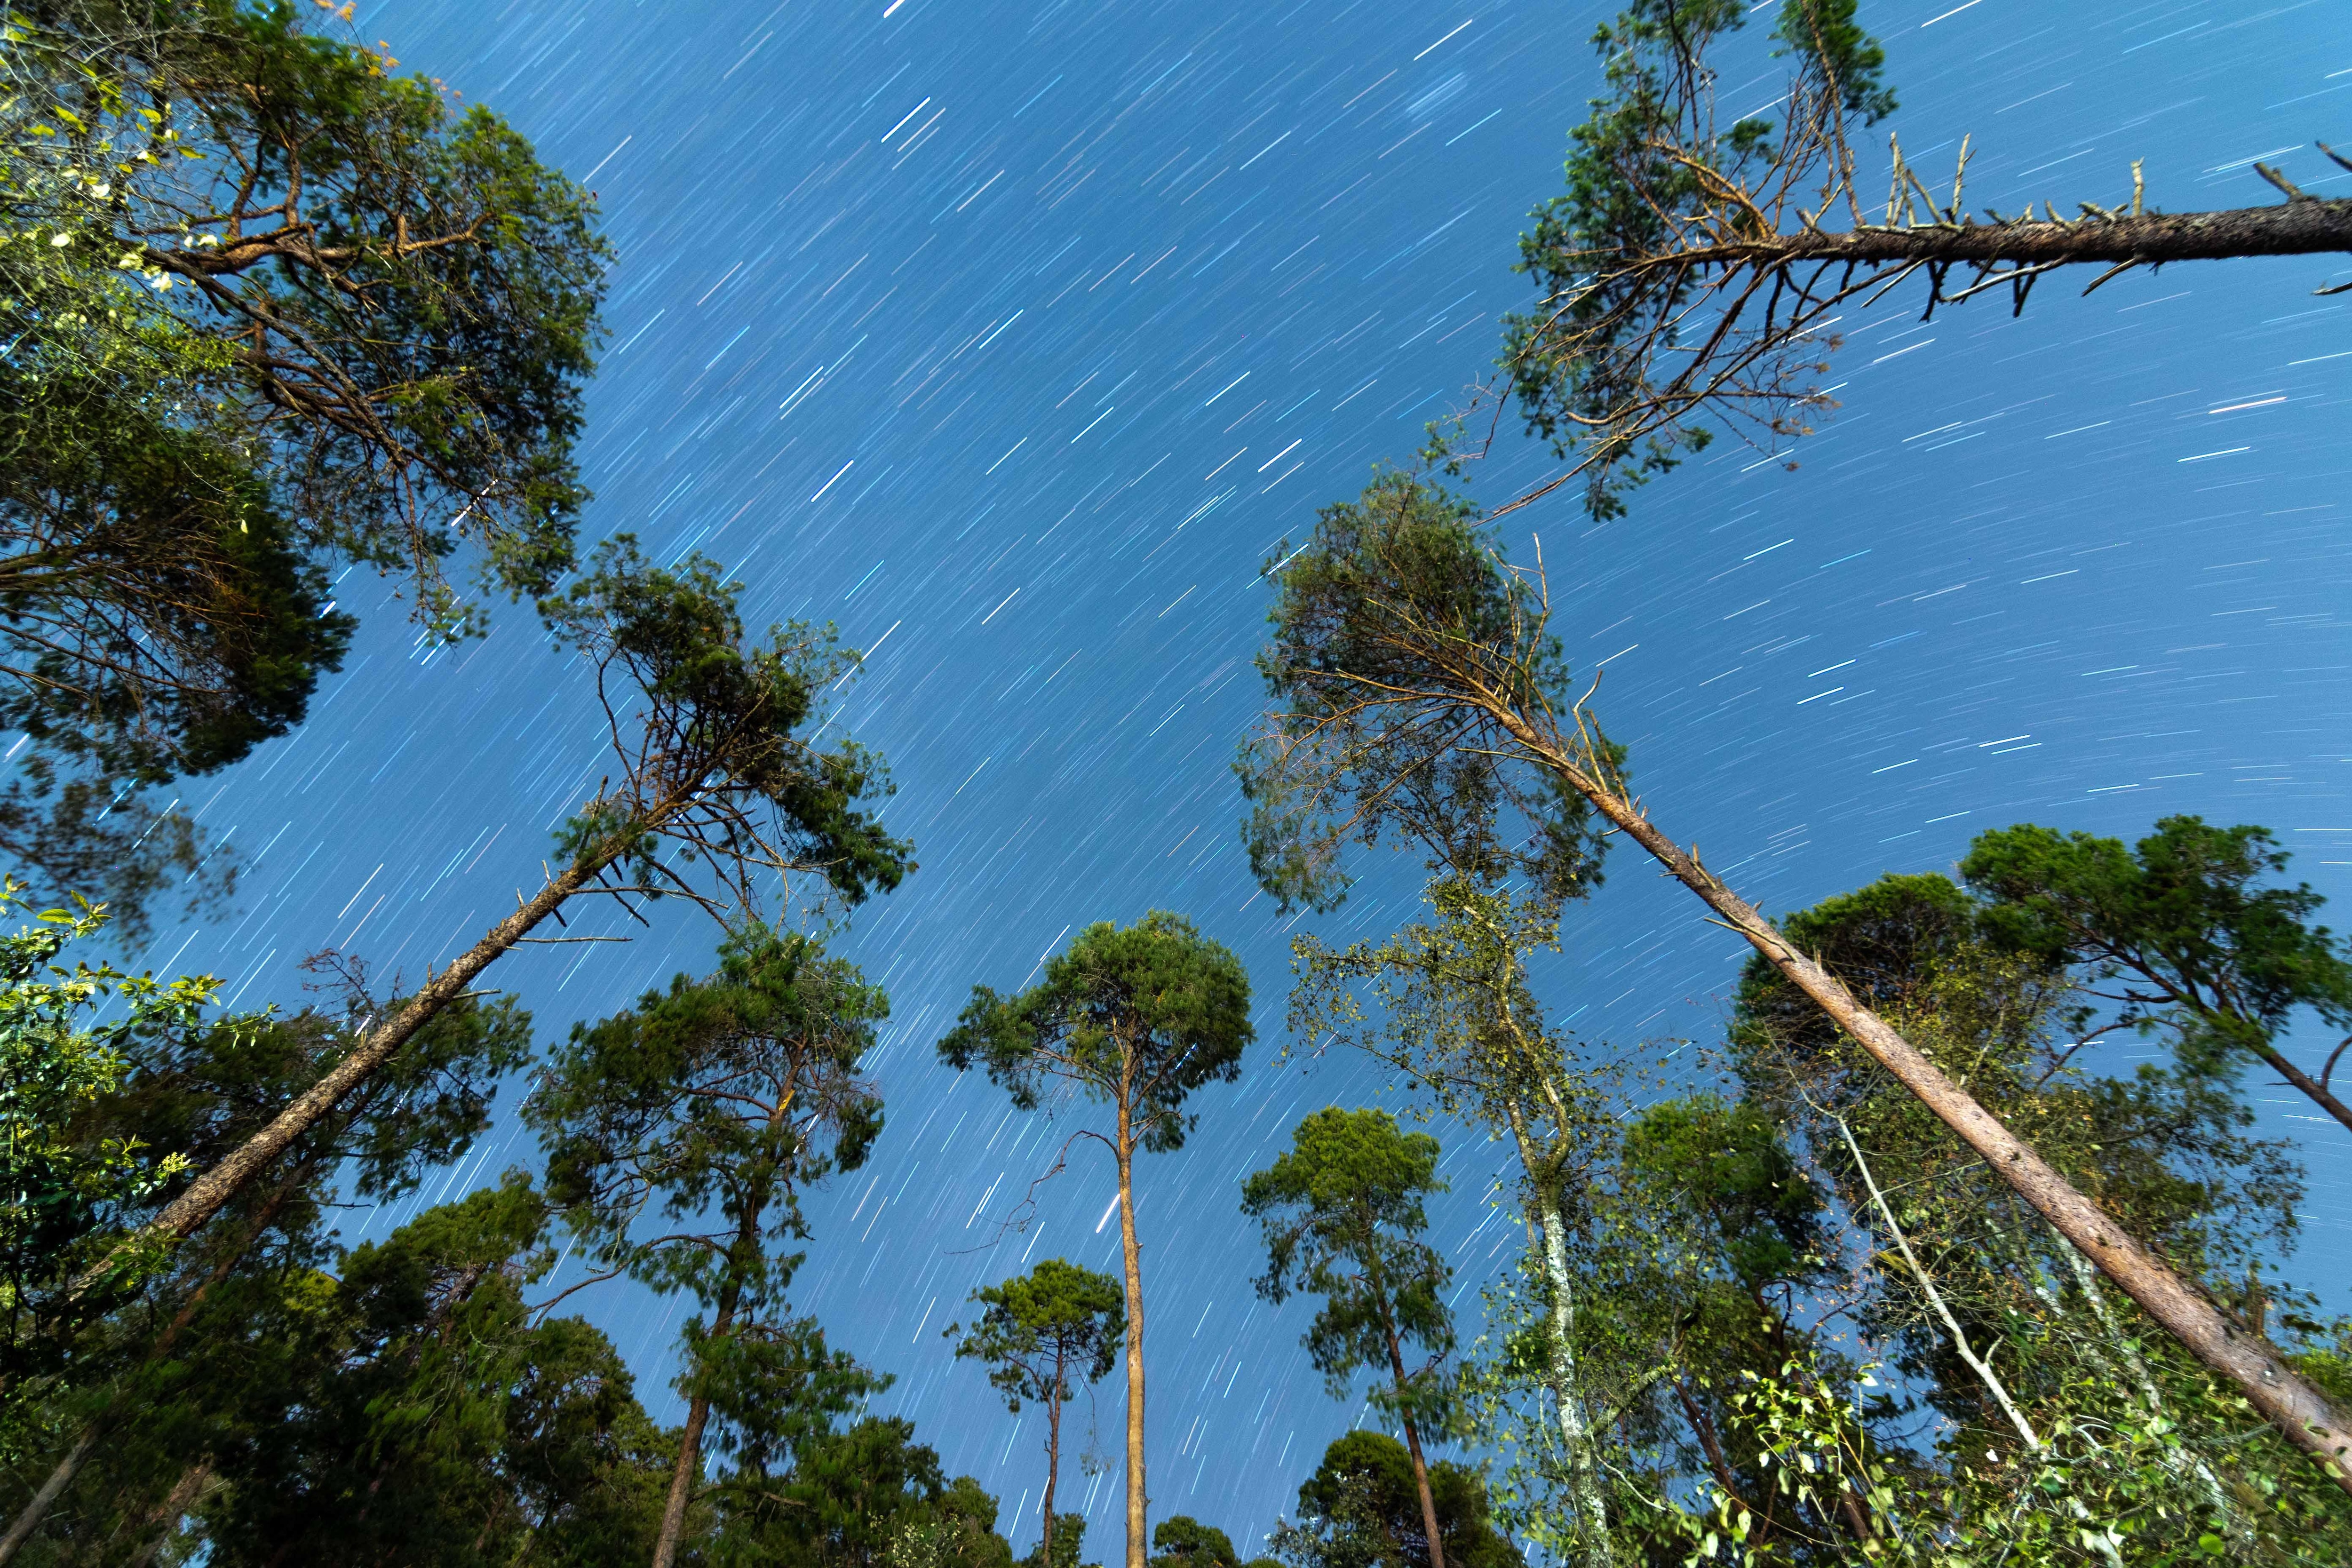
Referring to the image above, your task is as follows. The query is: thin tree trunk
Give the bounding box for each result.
[73,844,630,1297]
[1042,1376,1062,1568]
[0,1429,93,1564]
[125,1458,212,1568]
[1498,1102,1616,1565]
[1498,709,2352,1490]
[1671,1378,1742,1500]
[1378,1309,1446,1568]
[1836,1118,2041,1449]
[1115,1092,1147,1568]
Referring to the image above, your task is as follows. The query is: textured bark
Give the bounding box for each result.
[1689,199,2352,273]
[1499,711,2352,1492]
[1380,1311,1446,1568]
[652,1392,713,1568]
[1115,1089,1147,1568]
[1499,1102,1617,1566]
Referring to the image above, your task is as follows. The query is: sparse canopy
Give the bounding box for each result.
[1240,470,1616,917]
[951,1259,1125,1417]
[941,911,1252,1568]
[1246,1107,1458,1568]
[949,1258,1124,1568]
[1477,0,2352,521]
[1243,1108,1455,1422]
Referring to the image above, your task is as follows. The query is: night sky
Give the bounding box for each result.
[130,0,2352,1549]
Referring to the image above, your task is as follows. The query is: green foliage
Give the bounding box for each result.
[539,535,913,912]
[939,909,1253,1154]
[152,1177,667,1568]
[1962,815,2352,1084]
[1240,471,1617,916]
[1244,1108,1455,1433]
[1018,1510,1096,1568]
[1152,1514,1242,1568]
[0,885,203,1381]
[947,1260,1121,1568]
[3,0,611,627]
[1270,1432,1521,1568]
[0,0,604,919]
[1500,0,1894,518]
[950,1257,1124,1417]
[530,922,885,1338]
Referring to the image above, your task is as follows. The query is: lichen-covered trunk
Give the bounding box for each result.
[1530,1178,1617,1567]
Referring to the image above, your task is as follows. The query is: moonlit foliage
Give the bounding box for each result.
[116,0,2352,1546]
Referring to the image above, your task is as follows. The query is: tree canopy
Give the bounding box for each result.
[0,0,607,923]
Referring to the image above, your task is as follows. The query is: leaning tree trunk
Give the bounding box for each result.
[72,831,644,1299]
[1494,705,2352,1493]
[1114,1095,1148,1568]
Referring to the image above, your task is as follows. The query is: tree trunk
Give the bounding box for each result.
[652,1391,713,1568]
[73,846,626,1297]
[1692,198,2352,274]
[125,1458,212,1568]
[1499,1103,1616,1565]
[1379,1312,1446,1568]
[0,1429,94,1565]
[652,1197,761,1568]
[1498,711,2352,1491]
[1042,1377,1062,1568]
[1115,1096,1147,1568]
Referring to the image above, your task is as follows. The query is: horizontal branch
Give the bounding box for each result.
[1673,198,2352,274]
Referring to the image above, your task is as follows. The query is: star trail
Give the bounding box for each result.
[127,0,2352,1545]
